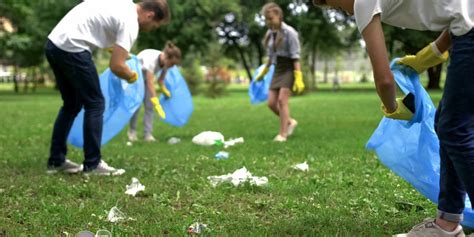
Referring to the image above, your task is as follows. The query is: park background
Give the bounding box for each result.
[0,0,460,236]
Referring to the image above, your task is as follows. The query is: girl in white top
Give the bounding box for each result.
[314,0,474,236]
[128,42,181,142]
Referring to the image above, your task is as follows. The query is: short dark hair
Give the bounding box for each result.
[139,0,171,24]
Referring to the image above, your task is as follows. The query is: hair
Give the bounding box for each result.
[139,0,171,24]
[163,41,181,64]
[261,3,284,49]
[312,0,328,5]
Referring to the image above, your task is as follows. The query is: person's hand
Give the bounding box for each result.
[255,66,269,81]
[126,71,138,84]
[398,42,449,73]
[158,82,171,97]
[150,97,166,119]
[292,70,305,94]
[381,94,414,120]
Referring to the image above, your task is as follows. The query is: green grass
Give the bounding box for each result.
[0,87,466,236]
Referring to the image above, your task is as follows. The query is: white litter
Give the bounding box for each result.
[207,167,268,187]
[125,177,145,197]
[192,131,224,146]
[107,206,126,223]
[293,161,309,172]
[168,137,181,145]
[224,137,244,148]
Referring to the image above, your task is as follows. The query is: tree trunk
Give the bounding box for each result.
[235,41,252,81]
[310,45,317,91]
[32,67,37,92]
[323,59,329,83]
[23,67,30,93]
[13,65,19,93]
[426,64,442,89]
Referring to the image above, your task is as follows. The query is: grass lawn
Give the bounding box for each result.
[0,86,465,236]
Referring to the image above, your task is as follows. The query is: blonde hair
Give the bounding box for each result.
[163,41,181,63]
[261,3,284,50]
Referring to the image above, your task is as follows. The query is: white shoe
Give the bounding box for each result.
[83,160,125,176]
[47,159,82,174]
[273,134,287,142]
[393,219,464,237]
[287,119,298,136]
[127,130,137,141]
[144,134,156,142]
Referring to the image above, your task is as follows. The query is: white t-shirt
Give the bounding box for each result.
[137,49,163,76]
[354,0,474,36]
[48,0,139,53]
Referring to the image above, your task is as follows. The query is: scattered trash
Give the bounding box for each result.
[187,222,208,235]
[192,131,224,146]
[207,167,268,187]
[126,141,132,146]
[75,231,95,237]
[107,206,126,223]
[168,137,181,145]
[223,137,244,148]
[215,151,230,160]
[293,161,309,172]
[95,230,112,237]
[125,177,145,197]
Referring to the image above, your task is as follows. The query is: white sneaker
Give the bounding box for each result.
[127,130,137,141]
[394,219,465,237]
[83,160,125,176]
[287,119,298,136]
[144,134,156,142]
[273,134,287,142]
[47,159,82,174]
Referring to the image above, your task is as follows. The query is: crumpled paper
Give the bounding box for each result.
[192,131,224,146]
[207,167,268,187]
[125,177,145,197]
[187,222,208,235]
[168,137,181,145]
[293,161,309,172]
[223,137,244,148]
[107,206,126,223]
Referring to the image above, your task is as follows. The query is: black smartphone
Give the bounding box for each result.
[402,93,415,113]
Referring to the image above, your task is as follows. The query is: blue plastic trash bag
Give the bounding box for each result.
[248,64,274,104]
[68,55,145,148]
[158,65,193,127]
[366,59,474,228]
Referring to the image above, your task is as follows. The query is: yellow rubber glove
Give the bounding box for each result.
[150,97,166,119]
[292,70,305,94]
[381,97,413,121]
[255,66,269,81]
[158,82,171,97]
[126,71,138,84]
[398,42,449,73]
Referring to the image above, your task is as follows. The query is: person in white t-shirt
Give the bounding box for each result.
[45,0,170,176]
[314,0,474,236]
[127,42,181,142]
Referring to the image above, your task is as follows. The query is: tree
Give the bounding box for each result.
[383,25,442,89]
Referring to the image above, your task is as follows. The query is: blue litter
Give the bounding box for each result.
[248,64,274,104]
[158,66,193,127]
[366,59,474,228]
[68,55,145,148]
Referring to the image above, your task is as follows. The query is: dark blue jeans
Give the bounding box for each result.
[45,40,104,171]
[435,29,474,222]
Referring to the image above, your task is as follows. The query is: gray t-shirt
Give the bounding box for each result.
[266,22,300,64]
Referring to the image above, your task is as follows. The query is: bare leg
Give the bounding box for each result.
[278,88,292,137]
[268,89,280,116]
